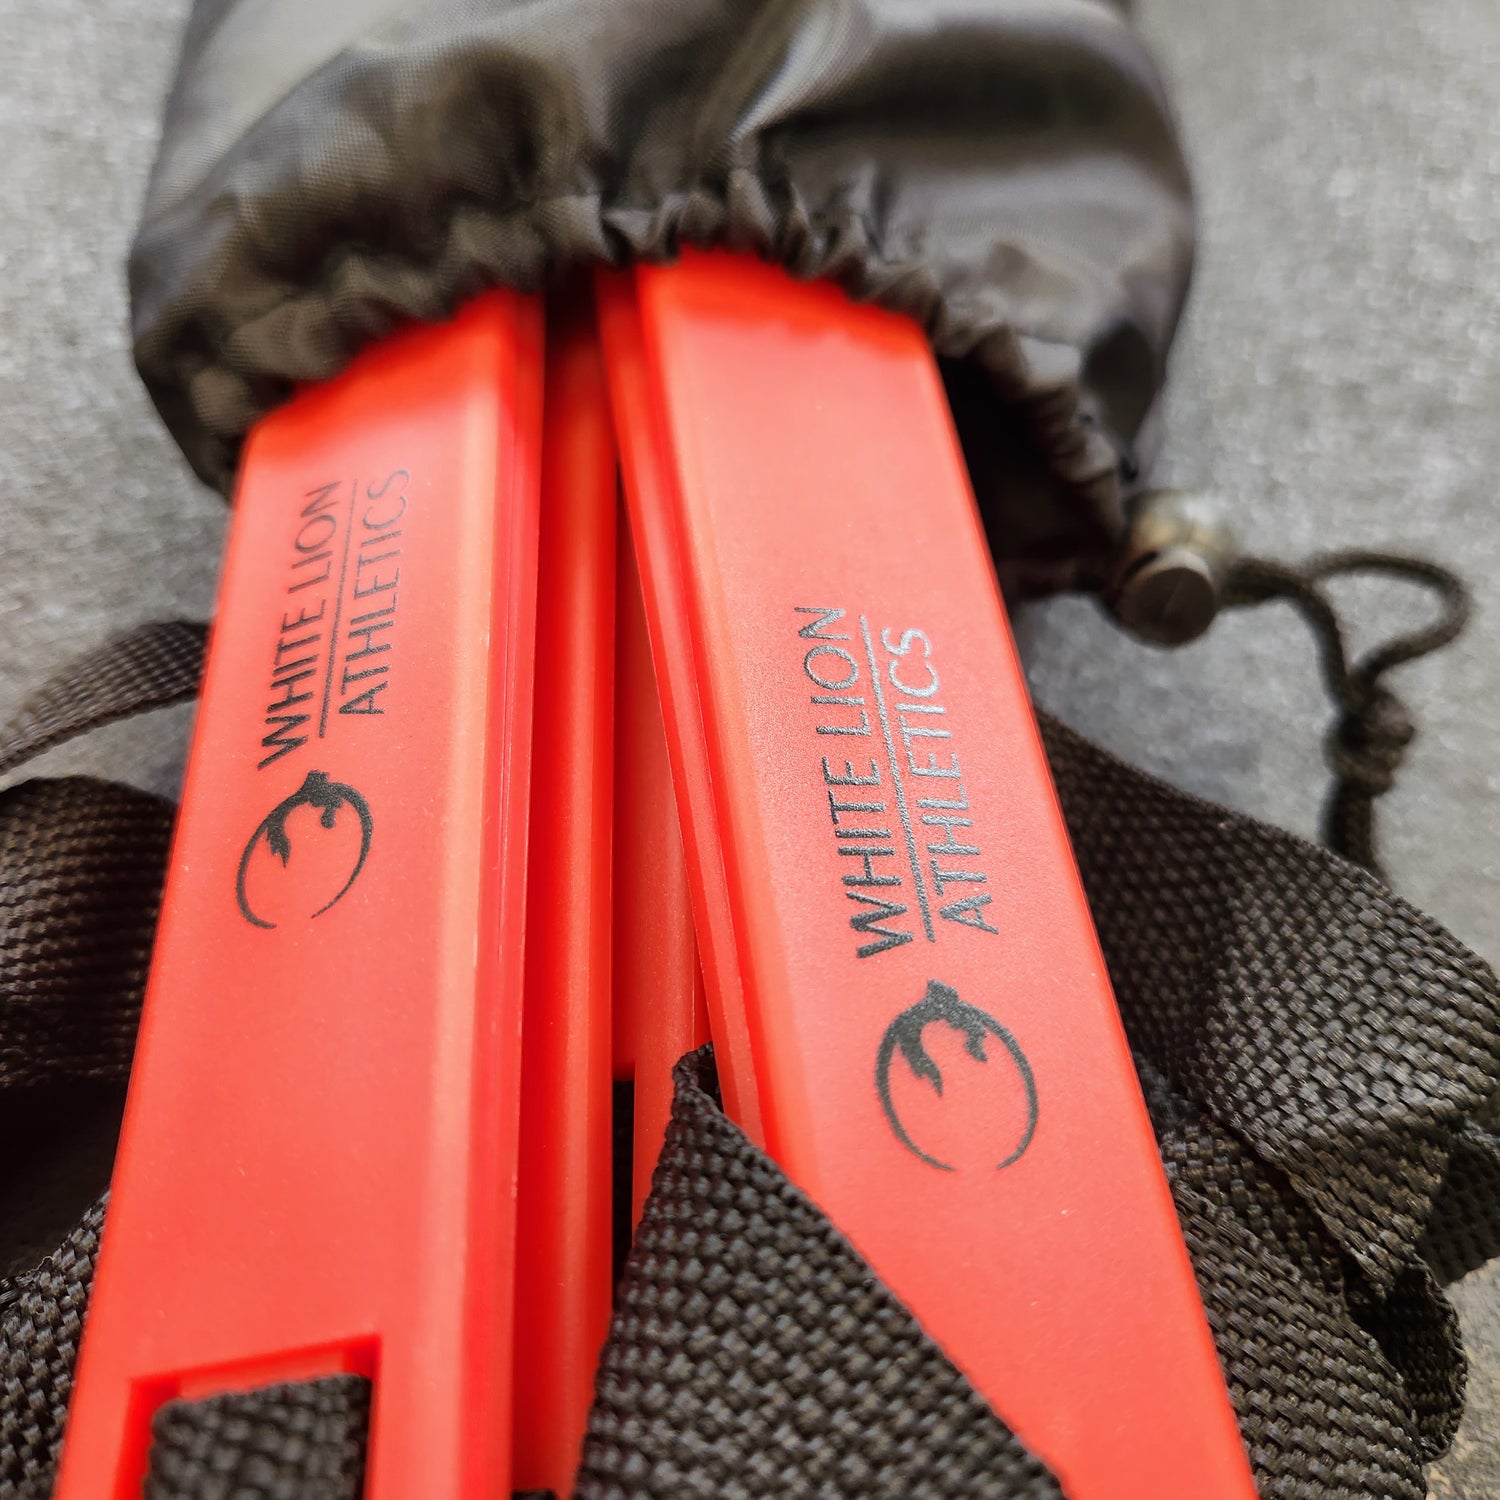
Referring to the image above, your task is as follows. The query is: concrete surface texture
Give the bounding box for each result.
[0,0,1495,1494]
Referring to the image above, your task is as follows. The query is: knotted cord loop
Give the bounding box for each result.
[1223,551,1470,873]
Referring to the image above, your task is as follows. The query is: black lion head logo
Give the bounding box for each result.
[235,769,374,930]
[875,980,1037,1172]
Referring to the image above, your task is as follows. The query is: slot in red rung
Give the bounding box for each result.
[614,523,710,1225]
[512,298,617,1496]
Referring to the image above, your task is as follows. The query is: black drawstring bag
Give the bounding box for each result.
[130,0,1189,597]
[4,2,1500,1495]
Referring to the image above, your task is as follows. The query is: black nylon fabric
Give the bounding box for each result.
[0,622,203,1279]
[1038,714,1500,1299]
[1422,1108,1500,1287]
[0,779,173,1091]
[0,773,169,1281]
[0,622,207,781]
[0,1199,105,1499]
[1137,1062,1450,1499]
[1037,715,1500,1490]
[0,623,203,1096]
[133,0,1192,591]
[0,629,202,1492]
[143,1377,371,1500]
[578,1049,1063,1500]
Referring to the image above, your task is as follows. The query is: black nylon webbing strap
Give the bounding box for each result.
[0,1198,104,1500]
[0,621,205,1087]
[577,1049,1064,1500]
[0,628,203,1495]
[143,1376,371,1500]
[1421,1095,1500,1287]
[1039,714,1500,1297]
[0,778,174,1088]
[0,622,206,779]
[1140,1060,1445,1498]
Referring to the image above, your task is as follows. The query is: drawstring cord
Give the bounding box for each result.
[1222,551,1471,876]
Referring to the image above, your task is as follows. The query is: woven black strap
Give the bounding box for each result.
[0,1199,105,1499]
[0,778,174,1089]
[0,621,207,779]
[579,1049,1063,1500]
[143,1378,370,1500]
[1139,1059,1457,1497]
[1040,713,1500,1297]
[1421,1082,1500,1287]
[0,619,204,1093]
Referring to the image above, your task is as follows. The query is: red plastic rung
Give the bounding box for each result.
[598,252,1258,1500]
[56,292,544,1500]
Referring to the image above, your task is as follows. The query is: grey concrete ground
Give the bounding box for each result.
[0,0,1495,1492]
